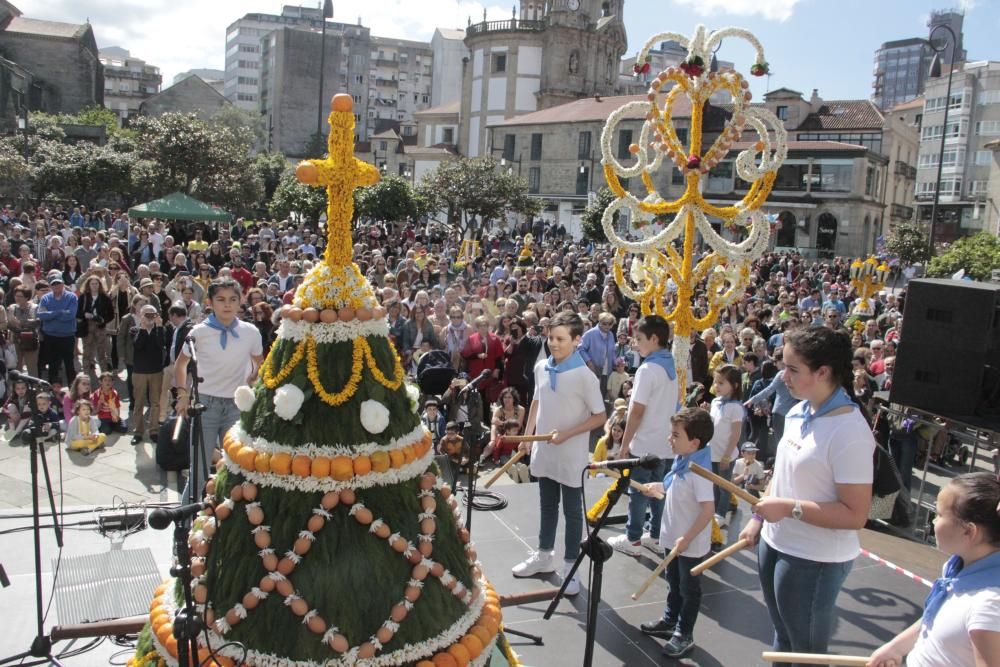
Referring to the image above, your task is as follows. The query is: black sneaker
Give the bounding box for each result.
[639,618,676,638]
[662,634,695,658]
[131,434,143,445]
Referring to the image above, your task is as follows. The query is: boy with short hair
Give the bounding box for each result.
[608,315,679,557]
[33,392,63,444]
[420,398,445,446]
[638,407,715,658]
[512,312,606,596]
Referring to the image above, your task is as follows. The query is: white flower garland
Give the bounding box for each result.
[228,423,427,460]
[277,318,390,344]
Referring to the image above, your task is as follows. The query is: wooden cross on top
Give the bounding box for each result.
[296,94,380,266]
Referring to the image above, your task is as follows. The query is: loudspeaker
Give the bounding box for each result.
[890,278,1000,428]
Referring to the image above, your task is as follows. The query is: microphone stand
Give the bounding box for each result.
[0,379,65,667]
[543,471,630,667]
[183,337,208,505]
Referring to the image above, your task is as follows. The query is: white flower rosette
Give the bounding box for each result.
[360,399,390,434]
[273,384,305,421]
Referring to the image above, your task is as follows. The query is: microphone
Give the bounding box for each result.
[585,454,663,471]
[148,502,209,530]
[8,370,50,387]
[459,369,492,394]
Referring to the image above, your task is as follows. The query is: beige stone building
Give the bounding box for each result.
[99,47,161,127]
[880,96,921,235]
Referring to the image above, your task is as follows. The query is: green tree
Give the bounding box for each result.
[210,106,267,148]
[581,187,619,244]
[927,232,1000,281]
[254,151,291,203]
[269,169,327,223]
[418,156,538,237]
[0,138,31,201]
[885,221,929,265]
[354,175,420,222]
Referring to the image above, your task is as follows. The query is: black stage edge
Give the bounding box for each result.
[0,480,941,666]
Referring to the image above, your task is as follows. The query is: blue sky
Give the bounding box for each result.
[13,0,1000,101]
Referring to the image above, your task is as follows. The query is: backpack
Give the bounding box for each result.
[156,415,190,471]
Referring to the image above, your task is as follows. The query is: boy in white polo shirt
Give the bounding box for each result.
[512,311,606,596]
[608,314,679,557]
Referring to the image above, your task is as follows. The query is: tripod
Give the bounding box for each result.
[180,339,208,505]
[543,472,630,667]
[1,381,65,667]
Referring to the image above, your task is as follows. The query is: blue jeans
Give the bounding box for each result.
[712,460,733,516]
[661,554,704,638]
[757,539,853,667]
[537,476,584,562]
[890,431,917,491]
[183,394,241,503]
[624,460,668,541]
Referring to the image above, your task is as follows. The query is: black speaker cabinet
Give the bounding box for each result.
[890,278,1000,428]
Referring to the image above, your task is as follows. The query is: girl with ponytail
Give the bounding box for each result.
[738,326,876,666]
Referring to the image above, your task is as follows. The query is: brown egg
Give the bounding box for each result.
[259,575,275,593]
[372,306,386,319]
[294,536,312,555]
[404,585,422,603]
[390,536,408,553]
[321,491,340,510]
[242,483,258,502]
[376,626,394,644]
[204,608,215,625]
[337,307,354,321]
[420,518,436,535]
[458,528,470,543]
[201,519,216,538]
[302,307,320,323]
[355,308,372,322]
[319,309,339,323]
[190,559,205,577]
[307,615,327,635]
[193,584,208,604]
[430,562,444,578]
[205,480,216,495]
[408,550,423,565]
[242,592,260,610]
[374,523,391,539]
[229,484,245,502]
[254,530,271,549]
[418,540,433,558]
[225,609,240,626]
[214,504,231,521]
[339,488,356,505]
[353,507,373,525]
[357,642,376,659]
[279,305,293,320]
[247,506,264,526]
[440,485,452,500]
[390,603,408,623]
[286,307,303,321]
[193,540,209,557]
[277,557,296,576]
[307,515,325,533]
[328,634,349,653]
[261,552,278,571]
[420,473,436,490]
[466,548,478,563]
[412,563,429,580]
[290,597,309,616]
[420,497,436,512]
[275,578,294,597]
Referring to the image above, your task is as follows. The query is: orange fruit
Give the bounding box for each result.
[270,453,292,475]
[311,456,331,477]
[482,602,501,620]
[416,662,435,667]
[388,449,405,469]
[369,450,390,473]
[431,654,457,667]
[154,582,169,596]
[480,616,499,636]
[447,644,470,666]
[460,635,484,659]
[236,447,257,471]
[254,451,272,473]
[353,455,372,476]
[291,455,312,478]
[151,615,169,632]
[156,622,173,643]
[330,456,354,481]
[401,445,416,464]
[163,635,178,657]
[469,625,492,646]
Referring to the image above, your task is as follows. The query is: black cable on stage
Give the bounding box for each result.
[461,488,509,512]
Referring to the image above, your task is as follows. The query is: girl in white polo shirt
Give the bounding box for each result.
[739,327,874,666]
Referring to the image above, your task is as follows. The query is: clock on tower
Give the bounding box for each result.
[568,0,580,10]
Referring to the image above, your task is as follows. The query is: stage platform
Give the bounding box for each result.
[0,479,943,666]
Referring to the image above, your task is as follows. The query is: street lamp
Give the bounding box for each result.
[500,154,522,175]
[925,22,958,258]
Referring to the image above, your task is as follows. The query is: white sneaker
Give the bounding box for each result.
[608,534,643,557]
[714,513,728,529]
[561,561,580,596]
[512,550,555,577]
[516,463,531,484]
[641,533,665,555]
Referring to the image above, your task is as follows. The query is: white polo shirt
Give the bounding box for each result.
[658,467,714,558]
[183,320,263,399]
[908,585,1000,667]
[529,360,605,488]
[627,361,677,459]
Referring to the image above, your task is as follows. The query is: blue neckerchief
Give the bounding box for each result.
[204,314,239,350]
[923,550,1000,630]
[787,387,856,438]
[642,349,676,381]
[544,350,585,390]
[662,445,712,492]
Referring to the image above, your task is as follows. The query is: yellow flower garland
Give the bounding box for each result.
[307,335,364,406]
[261,339,307,389]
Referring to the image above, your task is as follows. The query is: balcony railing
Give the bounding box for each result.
[894,161,917,180]
[375,78,398,88]
[466,18,547,36]
[890,203,914,220]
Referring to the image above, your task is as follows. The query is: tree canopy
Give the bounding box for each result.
[581,187,618,244]
[885,222,929,266]
[927,232,1000,281]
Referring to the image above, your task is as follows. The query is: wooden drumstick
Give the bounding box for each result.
[690,538,750,576]
[483,449,527,488]
[482,433,553,489]
[597,468,665,499]
[631,546,680,600]
[688,463,759,506]
[762,652,870,666]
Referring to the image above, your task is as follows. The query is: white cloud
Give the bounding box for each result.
[13,0,509,87]
[671,0,801,21]
[959,0,978,11]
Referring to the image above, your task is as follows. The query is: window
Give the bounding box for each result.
[917,179,962,196]
[237,60,259,70]
[617,129,633,160]
[120,82,130,92]
[969,180,988,196]
[978,90,1000,105]
[503,134,516,161]
[812,163,853,192]
[975,150,992,166]
[402,126,415,137]
[776,105,788,120]
[576,166,589,195]
[530,133,543,161]
[379,141,388,151]
[355,74,364,84]
[865,166,875,195]
[528,167,541,194]
[422,94,429,104]
[238,76,258,85]
[921,120,967,140]
[492,53,507,73]
[239,44,259,53]
[918,149,964,168]
[353,95,361,103]
[578,131,592,160]
[236,93,257,102]
[975,120,1000,136]
[705,161,733,193]
[442,127,455,144]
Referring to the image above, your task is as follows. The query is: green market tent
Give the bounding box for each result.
[128,192,233,223]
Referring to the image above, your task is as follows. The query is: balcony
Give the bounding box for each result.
[890,203,914,220]
[375,58,398,67]
[894,161,917,180]
[375,78,398,88]
[466,18,546,37]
